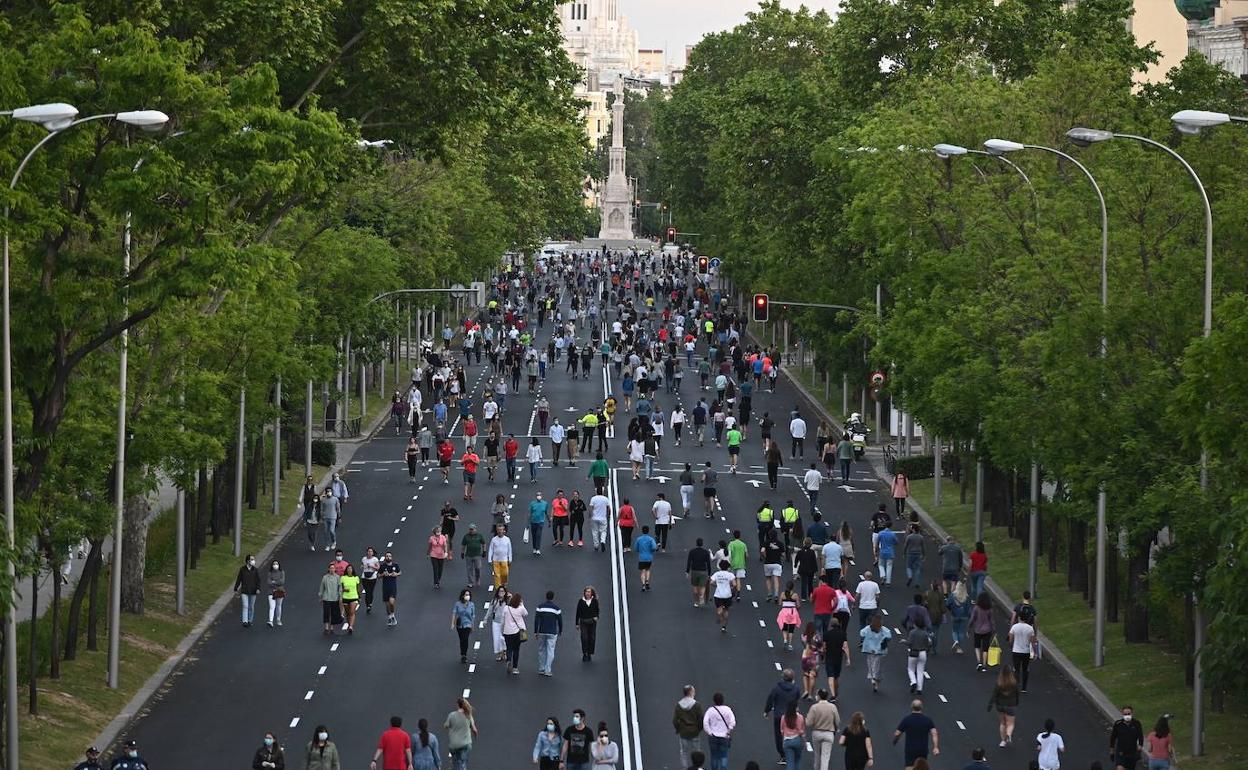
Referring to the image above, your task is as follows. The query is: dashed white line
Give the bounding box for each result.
[462,688,471,698]
[290,717,300,728]
[330,643,339,652]
[774,661,782,670]
[406,505,413,511]
[766,640,774,648]
[956,720,967,730]
[317,665,327,675]
[387,541,393,548]
[304,690,314,700]
[400,516,407,522]
[923,671,931,679]
[938,694,948,703]
[468,664,476,673]
[758,620,766,628]
[394,528,401,534]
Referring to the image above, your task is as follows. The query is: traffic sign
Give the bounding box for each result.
[709,257,722,269]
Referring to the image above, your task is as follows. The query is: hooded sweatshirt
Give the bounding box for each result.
[672,697,704,739]
[764,679,800,718]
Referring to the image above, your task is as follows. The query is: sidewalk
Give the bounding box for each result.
[768,345,1121,725]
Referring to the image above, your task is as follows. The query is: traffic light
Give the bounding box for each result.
[697,255,709,275]
[665,226,677,244]
[752,293,770,322]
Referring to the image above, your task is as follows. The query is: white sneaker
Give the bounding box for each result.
[999,741,1007,748]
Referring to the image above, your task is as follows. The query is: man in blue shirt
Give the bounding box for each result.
[534,590,563,677]
[634,526,658,591]
[876,526,898,586]
[529,492,550,556]
[893,699,939,770]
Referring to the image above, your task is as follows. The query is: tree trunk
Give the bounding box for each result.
[959,450,970,505]
[49,548,62,680]
[194,465,210,565]
[985,462,1011,528]
[247,433,263,509]
[27,571,38,715]
[1068,519,1089,600]
[64,538,102,661]
[1123,533,1152,643]
[212,458,230,544]
[86,543,101,651]
[1106,534,1120,623]
[120,492,152,614]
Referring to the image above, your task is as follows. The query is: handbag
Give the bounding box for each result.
[273,589,286,599]
[986,634,1002,667]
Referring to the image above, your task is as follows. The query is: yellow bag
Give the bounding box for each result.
[986,635,1001,667]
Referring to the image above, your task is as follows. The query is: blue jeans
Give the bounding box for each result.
[906,553,923,584]
[644,456,654,477]
[324,516,338,546]
[536,633,558,673]
[240,593,256,623]
[1148,760,1170,770]
[783,735,804,770]
[530,523,544,551]
[951,618,968,649]
[969,571,987,599]
[529,461,538,481]
[707,736,731,770]
[450,746,470,770]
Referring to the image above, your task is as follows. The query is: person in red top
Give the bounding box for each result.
[504,434,520,482]
[462,415,478,451]
[437,438,455,485]
[617,499,638,552]
[812,580,836,638]
[551,489,571,546]
[968,541,989,600]
[460,449,481,501]
[371,716,412,770]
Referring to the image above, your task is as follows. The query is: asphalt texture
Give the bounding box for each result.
[123,276,1111,770]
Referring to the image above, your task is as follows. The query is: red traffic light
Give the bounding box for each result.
[665,226,677,244]
[752,293,770,322]
[697,255,709,274]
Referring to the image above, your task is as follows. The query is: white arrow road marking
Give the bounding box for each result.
[746,480,762,488]
[837,485,875,493]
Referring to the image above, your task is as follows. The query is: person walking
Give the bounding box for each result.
[858,613,892,693]
[488,524,513,588]
[765,439,783,490]
[535,590,563,676]
[1110,706,1145,770]
[318,562,343,636]
[504,434,520,482]
[937,537,964,595]
[779,701,806,770]
[807,690,841,770]
[763,670,801,766]
[789,412,807,459]
[361,547,380,615]
[702,693,736,770]
[340,564,361,634]
[686,538,713,608]
[839,711,873,770]
[803,463,822,512]
[406,437,420,482]
[903,524,925,587]
[234,555,261,627]
[302,481,322,552]
[502,592,528,674]
[529,492,550,556]
[987,666,1020,747]
[777,582,802,651]
[460,447,480,501]
[673,685,705,769]
[701,462,719,519]
[320,488,341,551]
[576,586,600,661]
[409,719,440,770]
[304,727,340,770]
[970,593,995,671]
[266,558,285,628]
[563,710,594,770]
[588,453,610,496]
[461,524,485,588]
[484,585,510,662]
[634,526,658,591]
[652,493,673,552]
[253,732,285,770]
[379,551,402,627]
[835,434,854,483]
[892,700,940,770]
[925,581,947,651]
[370,716,412,770]
[533,717,564,770]
[875,524,897,587]
[591,723,620,769]
[452,589,476,663]
[1008,610,1037,692]
[550,419,566,466]
[569,490,588,547]
[526,438,543,483]
[428,525,451,589]
[1035,719,1065,770]
[905,614,932,694]
[891,471,910,517]
[946,581,972,653]
[1145,716,1174,770]
[855,572,881,629]
[444,698,477,770]
[710,560,736,632]
[794,539,819,601]
[617,497,637,552]
[968,542,989,599]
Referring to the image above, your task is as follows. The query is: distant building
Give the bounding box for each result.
[560,0,640,88]
[1186,0,1248,79]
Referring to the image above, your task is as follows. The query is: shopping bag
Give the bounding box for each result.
[986,635,1001,667]
[523,526,530,544]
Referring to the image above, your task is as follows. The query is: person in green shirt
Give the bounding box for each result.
[340,564,361,634]
[725,426,743,474]
[460,523,487,587]
[727,530,749,600]
[588,453,610,496]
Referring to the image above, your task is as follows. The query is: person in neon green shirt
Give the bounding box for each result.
[756,502,775,556]
[340,564,361,634]
[727,530,748,600]
[780,503,801,550]
[725,426,743,474]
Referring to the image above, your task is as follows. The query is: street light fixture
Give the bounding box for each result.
[1170,109,1247,135]
[933,143,1039,223]
[985,136,1110,669]
[4,102,80,131]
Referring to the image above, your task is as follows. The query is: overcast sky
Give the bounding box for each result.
[622,0,842,65]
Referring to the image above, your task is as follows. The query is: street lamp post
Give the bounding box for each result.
[984,137,1109,663]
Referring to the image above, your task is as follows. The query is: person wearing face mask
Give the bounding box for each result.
[1109,706,1144,770]
[267,560,285,627]
[109,740,148,770]
[304,726,340,770]
[330,471,349,518]
[319,563,344,636]
[320,489,341,552]
[233,554,261,627]
[253,732,285,770]
[562,710,593,770]
[591,723,619,769]
[532,716,564,769]
[452,589,476,663]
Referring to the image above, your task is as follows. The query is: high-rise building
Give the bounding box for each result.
[559,0,641,88]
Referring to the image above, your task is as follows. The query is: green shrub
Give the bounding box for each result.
[894,454,934,480]
[311,440,336,467]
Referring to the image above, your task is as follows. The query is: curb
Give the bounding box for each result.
[91,406,392,754]
[765,346,1120,726]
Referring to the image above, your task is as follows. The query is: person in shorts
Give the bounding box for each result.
[702,462,719,519]
[710,560,736,632]
[437,438,454,484]
[686,537,713,607]
[727,530,748,600]
[460,448,480,501]
[634,526,658,591]
[379,552,401,627]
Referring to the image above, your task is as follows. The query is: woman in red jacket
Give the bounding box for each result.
[617,498,637,552]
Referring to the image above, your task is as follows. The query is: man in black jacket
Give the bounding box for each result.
[1109,706,1144,770]
[762,669,800,764]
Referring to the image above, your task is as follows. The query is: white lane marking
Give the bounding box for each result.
[400,516,407,522]
[923,671,930,679]
[608,468,641,770]
[894,627,903,635]
[746,584,753,591]
[774,661,782,670]
[406,505,413,511]
[290,717,300,728]
[759,620,766,628]
[418,486,424,491]
[468,664,476,673]
[317,665,326,675]
[751,601,759,609]
[462,688,471,698]
[806,743,813,753]
[956,720,966,731]
[938,694,948,703]
[478,621,485,629]
[330,643,339,652]
[880,608,889,616]
[766,640,774,648]
[374,468,389,471]
[474,641,481,649]
[387,541,393,548]
[413,494,419,499]
[394,528,401,534]
[304,690,314,700]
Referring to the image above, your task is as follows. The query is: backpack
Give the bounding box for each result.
[1016,602,1037,625]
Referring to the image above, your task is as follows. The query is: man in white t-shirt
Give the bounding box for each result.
[710,559,737,632]
[855,572,881,628]
[803,463,823,512]
[789,414,807,459]
[652,494,673,553]
[822,539,845,585]
[1008,619,1037,693]
[589,493,612,551]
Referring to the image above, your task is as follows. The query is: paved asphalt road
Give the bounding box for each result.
[124,283,1112,770]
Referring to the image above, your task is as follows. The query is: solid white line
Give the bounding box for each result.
[304,690,314,701]
[290,717,300,728]
[317,666,326,675]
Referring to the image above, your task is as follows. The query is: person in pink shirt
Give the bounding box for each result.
[891,471,911,517]
[617,499,637,552]
[780,701,807,769]
[428,525,450,589]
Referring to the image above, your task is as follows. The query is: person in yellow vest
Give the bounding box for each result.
[602,394,618,425]
[703,318,715,345]
[756,501,775,557]
[578,410,599,454]
[780,503,801,551]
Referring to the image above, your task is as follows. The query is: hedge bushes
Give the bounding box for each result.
[894,454,935,480]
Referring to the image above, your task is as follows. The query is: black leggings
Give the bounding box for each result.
[431,557,445,585]
[580,620,597,655]
[1012,652,1031,689]
[655,523,669,550]
[553,518,568,542]
[457,626,471,656]
[361,577,377,608]
[620,526,634,549]
[569,513,585,541]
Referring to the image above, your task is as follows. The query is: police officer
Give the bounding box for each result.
[109,740,149,770]
[73,746,103,770]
